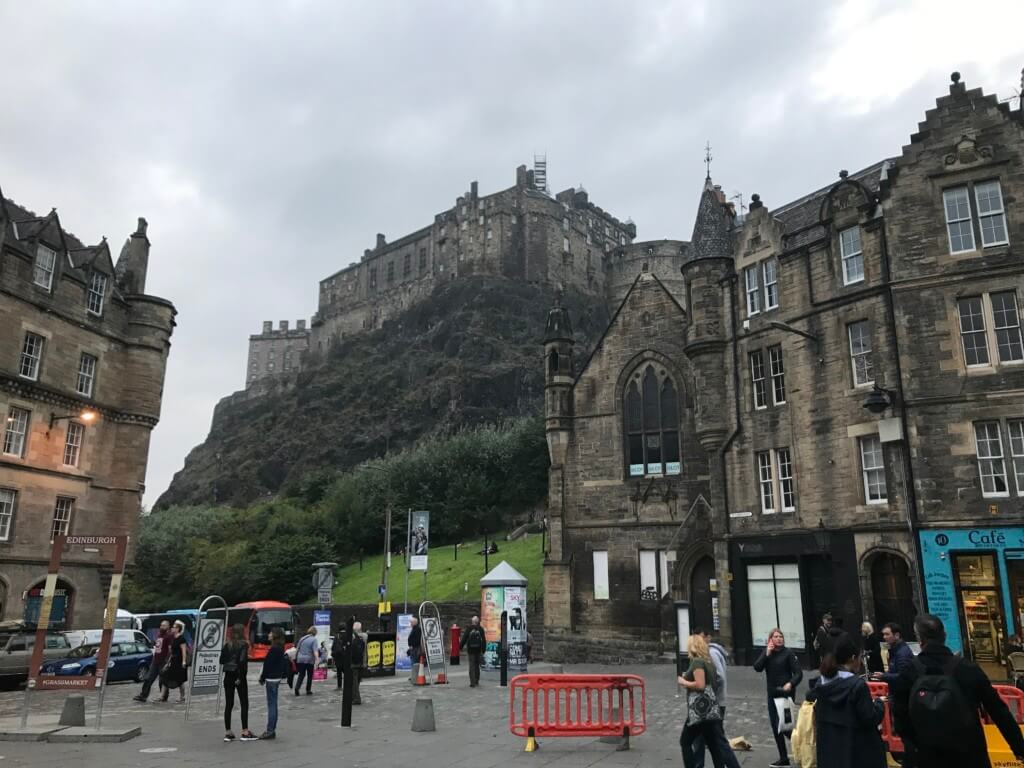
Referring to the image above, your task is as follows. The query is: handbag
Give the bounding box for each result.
[686,685,723,725]
[790,700,816,767]
[774,695,796,735]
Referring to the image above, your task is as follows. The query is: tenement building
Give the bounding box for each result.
[0,195,176,627]
[543,72,1024,677]
[244,161,692,386]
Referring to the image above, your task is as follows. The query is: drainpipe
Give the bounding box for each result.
[877,214,927,617]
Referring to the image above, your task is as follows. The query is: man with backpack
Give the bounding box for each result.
[892,613,1024,768]
[460,616,486,687]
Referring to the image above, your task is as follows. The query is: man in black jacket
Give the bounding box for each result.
[407,618,422,683]
[892,613,1024,768]
[460,616,486,687]
[332,622,352,691]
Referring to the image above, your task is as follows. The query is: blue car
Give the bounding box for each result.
[40,641,154,683]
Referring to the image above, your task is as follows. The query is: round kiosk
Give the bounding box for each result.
[480,560,529,675]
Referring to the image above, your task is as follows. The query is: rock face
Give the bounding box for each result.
[156,276,610,509]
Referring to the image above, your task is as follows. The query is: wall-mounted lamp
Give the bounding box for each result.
[862,384,898,415]
[49,409,98,431]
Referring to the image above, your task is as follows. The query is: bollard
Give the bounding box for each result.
[59,694,86,727]
[411,698,436,732]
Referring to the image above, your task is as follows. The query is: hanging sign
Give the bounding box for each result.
[409,511,430,572]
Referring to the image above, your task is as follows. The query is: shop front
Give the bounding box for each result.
[919,527,1024,681]
[729,531,861,666]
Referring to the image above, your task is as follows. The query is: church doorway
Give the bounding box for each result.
[871,553,916,638]
[690,556,716,633]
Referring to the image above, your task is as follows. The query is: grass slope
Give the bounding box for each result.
[332,535,545,604]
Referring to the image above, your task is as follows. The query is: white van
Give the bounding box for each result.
[63,629,152,649]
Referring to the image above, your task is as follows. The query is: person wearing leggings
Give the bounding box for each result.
[221,624,257,742]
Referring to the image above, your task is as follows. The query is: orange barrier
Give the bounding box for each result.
[509,674,646,750]
[869,680,1024,755]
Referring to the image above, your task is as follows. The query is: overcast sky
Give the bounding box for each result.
[2,1,1022,506]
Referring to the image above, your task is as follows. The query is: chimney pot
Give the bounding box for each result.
[135,217,148,236]
[376,233,386,249]
[262,321,272,334]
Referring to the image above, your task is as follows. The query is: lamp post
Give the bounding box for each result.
[48,408,98,432]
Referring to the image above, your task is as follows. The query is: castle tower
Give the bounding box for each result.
[542,293,574,636]
[680,175,736,647]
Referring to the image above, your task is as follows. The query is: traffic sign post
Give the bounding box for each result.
[418,601,448,684]
[185,594,227,722]
[313,562,337,607]
[23,535,128,731]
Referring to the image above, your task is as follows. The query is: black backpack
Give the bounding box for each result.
[467,627,484,651]
[908,657,977,748]
[351,634,365,664]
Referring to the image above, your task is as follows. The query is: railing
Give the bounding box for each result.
[509,674,646,750]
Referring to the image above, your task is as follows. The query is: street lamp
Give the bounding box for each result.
[862,384,897,415]
[49,408,98,431]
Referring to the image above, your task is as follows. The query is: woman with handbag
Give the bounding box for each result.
[159,620,189,703]
[220,623,257,742]
[753,628,803,768]
[678,634,741,768]
[805,637,885,768]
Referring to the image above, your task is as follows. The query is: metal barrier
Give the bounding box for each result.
[869,680,1024,755]
[509,674,646,750]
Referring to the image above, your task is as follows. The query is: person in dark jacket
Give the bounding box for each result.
[258,627,288,740]
[860,621,884,674]
[351,621,367,705]
[460,616,486,687]
[220,624,256,742]
[806,637,886,768]
[892,613,1024,768]
[753,628,803,767]
[813,613,834,662]
[407,617,422,683]
[332,623,352,691]
[871,622,914,686]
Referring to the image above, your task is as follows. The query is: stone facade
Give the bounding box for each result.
[244,161,690,386]
[544,73,1024,668]
[0,194,175,628]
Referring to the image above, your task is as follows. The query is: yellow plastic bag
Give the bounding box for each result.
[790,700,817,768]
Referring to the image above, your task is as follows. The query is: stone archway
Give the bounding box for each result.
[689,556,716,633]
[867,551,917,636]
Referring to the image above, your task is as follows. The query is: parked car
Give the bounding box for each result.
[0,623,74,688]
[40,641,153,683]
[63,629,151,649]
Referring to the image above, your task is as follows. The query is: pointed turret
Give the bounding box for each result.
[543,291,574,467]
[115,217,150,295]
[689,177,734,261]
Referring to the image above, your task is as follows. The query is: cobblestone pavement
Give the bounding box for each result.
[0,663,790,767]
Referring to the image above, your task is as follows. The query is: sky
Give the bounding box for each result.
[1,1,1023,507]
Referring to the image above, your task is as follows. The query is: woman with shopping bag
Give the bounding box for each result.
[678,634,741,768]
[804,637,885,768]
[754,628,802,768]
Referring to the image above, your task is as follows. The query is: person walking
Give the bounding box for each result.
[870,622,914,686]
[159,620,189,703]
[805,637,886,768]
[861,621,884,675]
[813,613,834,664]
[220,623,257,742]
[678,633,740,768]
[892,613,1024,768]
[258,626,288,740]
[460,616,486,687]
[351,621,367,704]
[134,619,172,703]
[690,628,740,768]
[332,622,352,692]
[753,628,802,767]
[408,617,422,684]
[294,625,319,695]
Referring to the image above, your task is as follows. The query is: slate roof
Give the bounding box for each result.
[769,159,894,251]
[689,178,733,260]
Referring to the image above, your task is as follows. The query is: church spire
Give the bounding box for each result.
[690,160,734,261]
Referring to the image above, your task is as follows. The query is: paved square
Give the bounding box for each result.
[0,663,784,767]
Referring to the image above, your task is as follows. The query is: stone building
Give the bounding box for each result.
[0,194,175,627]
[243,160,691,386]
[544,72,1024,672]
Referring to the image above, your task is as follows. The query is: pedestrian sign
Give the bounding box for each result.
[191,617,224,694]
[318,587,333,605]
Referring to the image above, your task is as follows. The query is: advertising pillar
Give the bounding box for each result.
[480,560,529,675]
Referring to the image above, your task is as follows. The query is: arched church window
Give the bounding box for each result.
[548,350,560,375]
[625,365,681,477]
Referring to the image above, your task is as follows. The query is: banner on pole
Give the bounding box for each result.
[408,510,430,571]
[395,613,414,671]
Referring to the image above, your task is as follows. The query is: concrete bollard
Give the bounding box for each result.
[411,698,436,732]
[59,695,86,727]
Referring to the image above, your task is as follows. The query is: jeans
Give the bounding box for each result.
[223,671,248,731]
[468,651,482,686]
[264,680,280,734]
[138,657,163,700]
[767,693,791,763]
[295,662,314,693]
[681,720,733,768]
[690,708,740,768]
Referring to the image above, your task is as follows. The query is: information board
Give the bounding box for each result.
[190,617,224,694]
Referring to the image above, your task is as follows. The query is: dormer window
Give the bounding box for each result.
[87,272,107,315]
[33,245,57,290]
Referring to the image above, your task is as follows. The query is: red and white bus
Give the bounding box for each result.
[209,601,296,660]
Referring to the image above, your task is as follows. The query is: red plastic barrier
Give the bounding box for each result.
[509,674,646,740]
[869,680,1024,754]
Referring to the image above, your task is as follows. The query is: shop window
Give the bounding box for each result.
[593,551,609,600]
[955,553,1005,668]
[624,365,681,477]
[747,562,805,649]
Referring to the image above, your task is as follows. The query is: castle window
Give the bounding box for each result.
[625,365,680,477]
[87,272,107,315]
[387,262,395,282]
[563,237,570,253]
[34,245,57,290]
[562,217,569,232]
[479,214,485,226]
[403,254,411,278]
[419,248,427,272]
[369,266,377,288]
[548,350,560,375]
[840,226,864,285]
